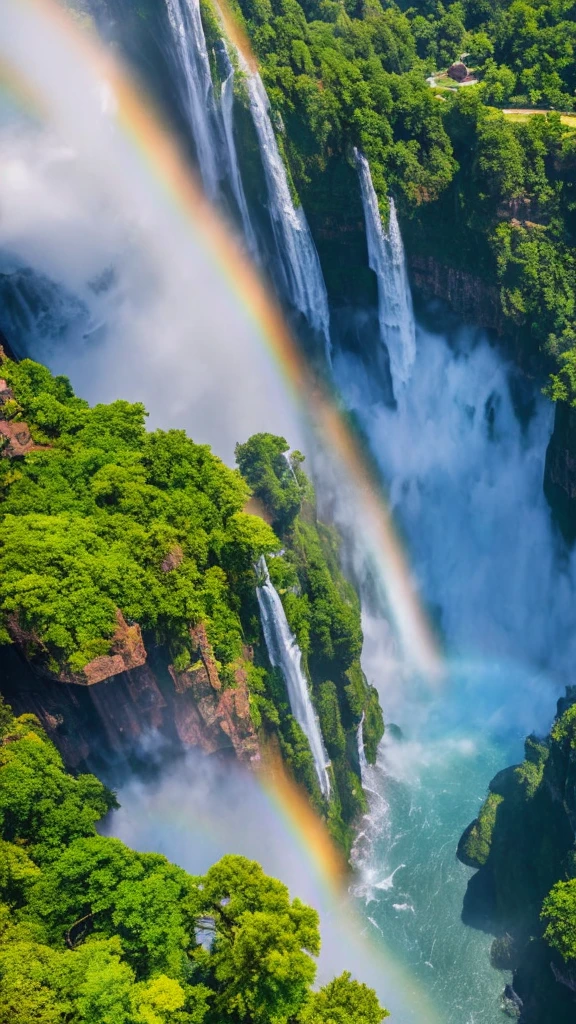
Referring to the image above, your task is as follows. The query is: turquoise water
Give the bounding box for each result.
[340,320,572,1022]
[352,665,533,1023]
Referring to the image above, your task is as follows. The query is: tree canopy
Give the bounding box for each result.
[0,358,279,674]
[0,697,388,1024]
[219,0,576,399]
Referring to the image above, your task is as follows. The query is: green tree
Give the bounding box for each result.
[542,878,576,961]
[0,692,388,1024]
[235,433,303,532]
[198,854,320,1023]
[299,971,389,1022]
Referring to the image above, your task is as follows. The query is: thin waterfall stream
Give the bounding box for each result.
[219,45,259,258]
[256,555,331,798]
[354,149,416,393]
[164,0,222,199]
[240,58,332,361]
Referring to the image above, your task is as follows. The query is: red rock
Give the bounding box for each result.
[189,622,221,691]
[80,610,147,685]
[0,420,38,457]
[170,641,260,762]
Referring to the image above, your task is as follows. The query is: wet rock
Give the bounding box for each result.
[544,401,576,543]
[491,933,518,971]
[409,255,506,336]
[502,983,523,1018]
[387,723,404,741]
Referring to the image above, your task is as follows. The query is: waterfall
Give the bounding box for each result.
[357,712,368,774]
[162,4,332,360]
[164,0,222,199]
[219,46,259,258]
[256,556,331,797]
[354,149,415,393]
[241,62,332,361]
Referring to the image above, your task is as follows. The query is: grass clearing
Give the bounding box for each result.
[502,109,576,130]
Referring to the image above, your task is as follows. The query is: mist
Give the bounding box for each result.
[0,3,302,461]
[104,746,442,1024]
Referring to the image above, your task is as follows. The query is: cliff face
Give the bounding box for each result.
[0,622,260,776]
[544,402,576,542]
[408,254,507,338]
[406,250,576,537]
[457,692,576,1022]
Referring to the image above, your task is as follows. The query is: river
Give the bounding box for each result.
[338,312,576,1022]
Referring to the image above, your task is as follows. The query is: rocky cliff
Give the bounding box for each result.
[408,254,507,338]
[0,356,383,853]
[1,622,260,776]
[457,691,576,1022]
[544,402,576,542]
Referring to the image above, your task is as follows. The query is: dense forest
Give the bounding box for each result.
[0,354,382,850]
[0,696,387,1023]
[211,0,576,397]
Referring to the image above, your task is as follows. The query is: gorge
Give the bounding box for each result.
[1,0,576,1022]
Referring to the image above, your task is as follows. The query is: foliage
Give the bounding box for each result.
[0,710,115,865]
[235,433,305,532]
[551,702,576,748]
[542,879,576,962]
[223,0,576,395]
[458,692,576,1015]
[231,0,455,219]
[299,971,390,1023]
[0,697,389,1023]
[0,359,279,673]
[0,362,384,856]
[317,681,346,757]
[460,791,503,867]
[234,434,381,845]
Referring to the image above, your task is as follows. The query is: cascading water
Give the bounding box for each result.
[357,712,368,773]
[164,0,222,200]
[241,61,331,361]
[219,46,259,258]
[256,555,331,798]
[354,149,416,393]
[334,304,576,1021]
[163,0,332,360]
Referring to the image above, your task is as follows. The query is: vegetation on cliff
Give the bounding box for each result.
[0,357,278,676]
[219,0,576,396]
[0,697,388,1024]
[236,432,384,848]
[458,692,576,1020]
[0,359,381,851]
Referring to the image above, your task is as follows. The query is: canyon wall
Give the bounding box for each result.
[544,402,576,543]
[457,691,576,1022]
[404,250,576,539]
[0,624,260,778]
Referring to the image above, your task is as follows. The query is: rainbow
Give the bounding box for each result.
[0,7,447,1016]
[255,751,443,1022]
[108,741,443,1021]
[0,0,442,682]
